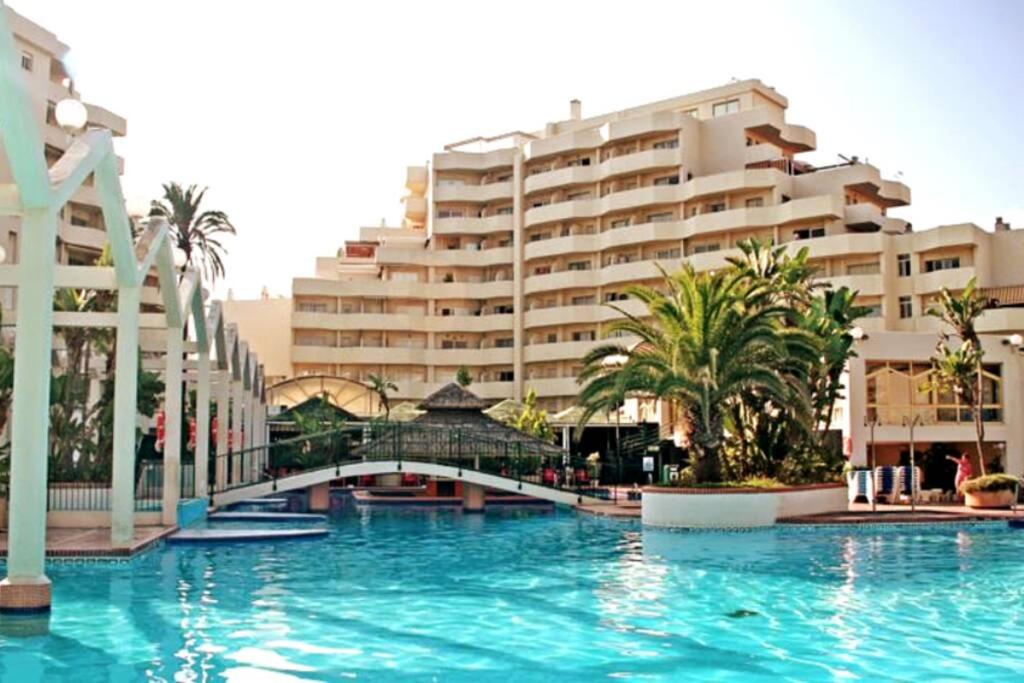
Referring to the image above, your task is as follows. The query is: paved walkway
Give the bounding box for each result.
[784,502,1024,525]
[0,526,175,558]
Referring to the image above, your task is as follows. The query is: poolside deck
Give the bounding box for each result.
[0,526,176,558]
[784,502,1024,525]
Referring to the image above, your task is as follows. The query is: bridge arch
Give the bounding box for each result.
[212,460,608,508]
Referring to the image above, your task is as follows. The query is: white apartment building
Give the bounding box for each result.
[1,6,127,273]
[288,79,1024,417]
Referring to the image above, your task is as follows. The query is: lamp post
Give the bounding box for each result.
[864,413,879,512]
[902,413,922,512]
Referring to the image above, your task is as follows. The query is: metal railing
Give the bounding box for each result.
[212,422,608,500]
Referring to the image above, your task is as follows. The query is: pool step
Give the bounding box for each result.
[209,512,327,522]
[167,528,328,543]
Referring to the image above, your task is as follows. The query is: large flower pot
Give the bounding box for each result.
[965,488,1016,509]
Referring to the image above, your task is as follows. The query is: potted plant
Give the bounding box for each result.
[961,474,1020,509]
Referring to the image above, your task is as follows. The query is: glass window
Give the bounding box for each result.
[898,296,913,319]
[897,253,911,277]
[652,139,679,149]
[712,99,740,117]
[20,51,33,71]
[653,175,680,186]
[745,197,764,208]
[924,256,961,273]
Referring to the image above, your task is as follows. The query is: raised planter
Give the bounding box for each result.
[965,489,1016,509]
[641,483,846,529]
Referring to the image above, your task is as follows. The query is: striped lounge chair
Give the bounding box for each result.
[847,470,875,503]
[897,466,923,502]
[874,466,900,504]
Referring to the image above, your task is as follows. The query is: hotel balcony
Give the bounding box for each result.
[376,245,513,268]
[524,299,647,328]
[524,339,606,363]
[293,277,513,300]
[291,345,514,367]
[58,221,107,252]
[843,203,909,234]
[743,107,816,152]
[433,181,513,203]
[433,148,515,172]
[433,215,513,235]
[524,129,604,162]
[602,110,683,144]
[524,377,582,398]
[909,223,986,252]
[912,267,977,295]
[822,273,885,297]
[524,185,686,227]
[292,311,514,334]
[404,195,427,222]
[406,166,428,194]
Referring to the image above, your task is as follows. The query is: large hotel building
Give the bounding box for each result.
[284,79,1024,415]
[0,7,127,272]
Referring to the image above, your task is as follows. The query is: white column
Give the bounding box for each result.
[1,209,56,605]
[195,351,211,499]
[231,379,244,484]
[161,328,183,525]
[215,374,229,492]
[245,390,256,480]
[111,284,141,546]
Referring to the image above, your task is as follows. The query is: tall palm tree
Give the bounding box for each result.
[928,277,990,475]
[367,374,398,421]
[580,265,814,482]
[149,182,235,283]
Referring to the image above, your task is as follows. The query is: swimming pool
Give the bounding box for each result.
[2,508,1024,681]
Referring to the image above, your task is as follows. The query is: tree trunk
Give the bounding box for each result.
[691,410,723,483]
[974,364,987,476]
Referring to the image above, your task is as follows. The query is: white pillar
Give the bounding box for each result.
[161,328,183,525]
[1,209,56,610]
[215,375,229,492]
[111,284,141,546]
[244,390,255,480]
[195,351,210,499]
[231,379,244,484]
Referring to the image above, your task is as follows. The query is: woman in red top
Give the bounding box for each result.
[946,452,973,498]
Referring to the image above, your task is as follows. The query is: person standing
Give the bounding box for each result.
[946,452,973,500]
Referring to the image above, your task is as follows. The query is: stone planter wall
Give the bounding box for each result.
[642,483,846,529]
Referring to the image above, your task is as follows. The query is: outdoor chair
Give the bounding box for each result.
[847,470,875,503]
[897,466,923,502]
[542,468,556,486]
[874,466,900,504]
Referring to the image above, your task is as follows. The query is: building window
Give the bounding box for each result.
[566,157,592,167]
[567,191,591,200]
[653,174,680,186]
[707,202,726,213]
[712,99,740,117]
[46,100,58,126]
[692,243,721,255]
[20,51,33,72]
[604,292,628,302]
[498,371,515,382]
[567,260,591,271]
[437,209,464,218]
[866,361,1003,425]
[610,218,631,229]
[495,338,514,348]
[745,197,764,208]
[898,296,913,319]
[794,227,826,240]
[571,295,595,306]
[533,265,552,276]
[496,206,513,215]
[897,253,911,277]
[924,256,962,273]
[682,108,698,118]
[571,330,596,342]
[652,139,679,150]
[493,304,513,314]
[655,248,681,260]
[846,262,881,275]
[646,211,674,223]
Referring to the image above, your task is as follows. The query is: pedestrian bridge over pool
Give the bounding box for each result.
[210,423,613,509]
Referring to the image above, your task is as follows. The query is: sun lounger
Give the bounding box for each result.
[897,466,923,501]
[874,466,900,503]
[847,470,875,503]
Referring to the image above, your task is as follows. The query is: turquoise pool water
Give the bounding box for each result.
[2,508,1024,681]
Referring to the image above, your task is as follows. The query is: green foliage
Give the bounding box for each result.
[149,182,236,283]
[367,374,398,420]
[509,389,554,442]
[455,365,473,387]
[927,276,990,475]
[961,474,1019,493]
[577,237,860,486]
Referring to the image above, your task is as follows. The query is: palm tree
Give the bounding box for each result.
[149,182,235,283]
[367,374,398,421]
[580,265,814,482]
[928,277,990,475]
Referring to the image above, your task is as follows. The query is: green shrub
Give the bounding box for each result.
[961,474,1019,494]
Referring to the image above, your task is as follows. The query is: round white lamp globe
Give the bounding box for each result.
[0,245,7,264]
[55,98,88,134]
[1009,333,1024,347]
[850,326,865,341]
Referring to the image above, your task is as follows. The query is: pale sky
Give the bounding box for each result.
[20,0,1024,299]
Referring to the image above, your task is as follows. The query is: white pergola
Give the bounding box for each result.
[0,6,267,612]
